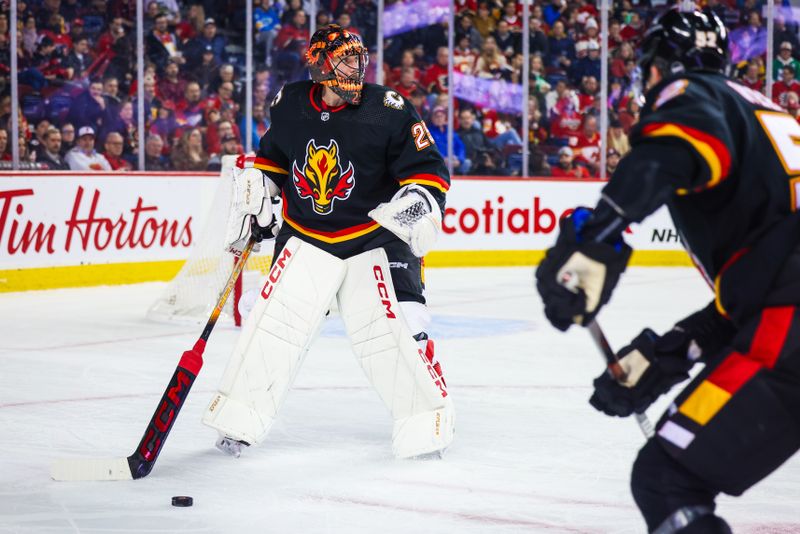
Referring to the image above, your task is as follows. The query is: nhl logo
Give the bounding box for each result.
[321,111,330,122]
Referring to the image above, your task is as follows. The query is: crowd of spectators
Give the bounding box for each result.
[0,0,798,177]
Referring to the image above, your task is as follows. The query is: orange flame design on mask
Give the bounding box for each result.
[292,139,355,215]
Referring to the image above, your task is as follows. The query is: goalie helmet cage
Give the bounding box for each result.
[147,155,273,327]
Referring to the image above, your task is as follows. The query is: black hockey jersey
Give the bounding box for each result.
[603,72,800,324]
[253,81,450,258]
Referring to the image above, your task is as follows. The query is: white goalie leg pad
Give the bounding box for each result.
[337,248,454,458]
[202,237,346,445]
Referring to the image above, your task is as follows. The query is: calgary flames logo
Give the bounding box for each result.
[292,139,355,215]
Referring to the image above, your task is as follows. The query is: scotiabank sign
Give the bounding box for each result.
[0,173,219,269]
[439,178,680,251]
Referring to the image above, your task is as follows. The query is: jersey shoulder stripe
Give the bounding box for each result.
[398,173,450,193]
[640,122,732,193]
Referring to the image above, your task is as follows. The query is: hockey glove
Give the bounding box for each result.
[369,184,442,257]
[225,166,280,252]
[589,328,695,417]
[535,207,632,331]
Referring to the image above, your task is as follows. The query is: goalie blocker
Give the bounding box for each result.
[202,237,454,458]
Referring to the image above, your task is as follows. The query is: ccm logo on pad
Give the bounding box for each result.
[373,265,396,319]
[261,248,293,300]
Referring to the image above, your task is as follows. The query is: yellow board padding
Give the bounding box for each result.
[424,249,692,267]
[678,380,732,426]
[1,249,692,293]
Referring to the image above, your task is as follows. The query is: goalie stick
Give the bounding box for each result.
[51,234,258,482]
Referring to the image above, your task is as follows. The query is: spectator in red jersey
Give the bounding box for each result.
[102,131,134,170]
[786,92,800,121]
[390,49,421,85]
[455,0,478,14]
[551,146,590,178]
[572,115,601,176]
[392,67,423,99]
[739,60,764,93]
[618,96,641,135]
[454,33,478,73]
[576,75,598,115]
[619,10,645,47]
[423,46,450,94]
[607,19,624,54]
[158,59,188,109]
[275,9,309,83]
[545,79,581,141]
[97,18,126,56]
[501,1,522,32]
[42,13,72,56]
[773,66,800,107]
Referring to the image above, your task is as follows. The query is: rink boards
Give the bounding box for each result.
[0,172,689,292]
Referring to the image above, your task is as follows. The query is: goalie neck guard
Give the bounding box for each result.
[306,24,369,105]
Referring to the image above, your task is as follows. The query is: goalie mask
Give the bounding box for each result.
[306,24,369,105]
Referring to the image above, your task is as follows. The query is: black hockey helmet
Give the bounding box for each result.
[639,7,729,78]
[306,24,369,105]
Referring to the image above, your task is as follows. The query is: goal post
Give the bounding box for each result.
[147,155,274,326]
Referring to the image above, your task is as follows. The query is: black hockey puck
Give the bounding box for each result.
[171,496,193,507]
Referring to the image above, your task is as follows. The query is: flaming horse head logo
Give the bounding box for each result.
[292,139,355,215]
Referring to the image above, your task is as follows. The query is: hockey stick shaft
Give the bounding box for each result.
[585,320,656,439]
[126,235,258,479]
[52,235,257,481]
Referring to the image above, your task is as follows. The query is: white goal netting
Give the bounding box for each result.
[146,156,274,326]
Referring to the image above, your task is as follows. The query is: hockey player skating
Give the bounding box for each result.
[536,8,800,533]
[202,25,454,460]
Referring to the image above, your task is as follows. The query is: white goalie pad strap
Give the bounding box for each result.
[337,248,454,457]
[368,185,442,258]
[202,237,346,444]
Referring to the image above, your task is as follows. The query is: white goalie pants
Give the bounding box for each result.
[202,237,454,458]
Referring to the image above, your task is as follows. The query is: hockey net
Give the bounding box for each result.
[146,155,274,326]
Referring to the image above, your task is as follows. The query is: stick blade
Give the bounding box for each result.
[50,457,133,481]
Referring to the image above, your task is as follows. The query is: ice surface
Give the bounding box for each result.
[1,267,798,533]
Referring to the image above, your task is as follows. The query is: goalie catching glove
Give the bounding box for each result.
[225,166,281,252]
[535,207,632,331]
[369,184,441,257]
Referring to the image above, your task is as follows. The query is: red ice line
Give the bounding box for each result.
[307,494,599,533]
[0,384,587,409]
